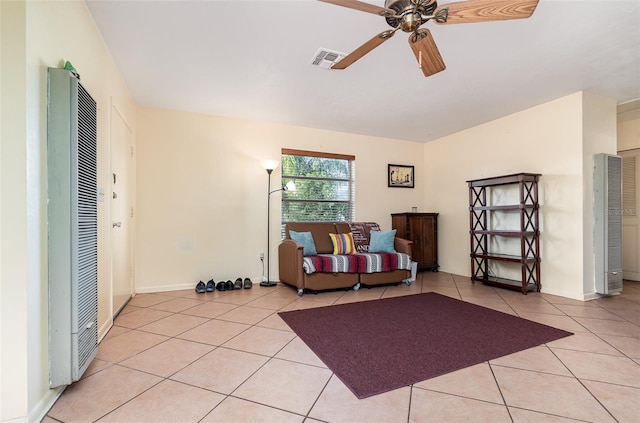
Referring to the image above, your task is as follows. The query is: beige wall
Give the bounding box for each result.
[423,92,617,300]
[581,92,618,296]
[135,107,425,293]
[26,0,137,338]
[1,1,29,420]
[617,101,640,151]
[1,1,136,421]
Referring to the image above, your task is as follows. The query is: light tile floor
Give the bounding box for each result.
[45,272,640,423]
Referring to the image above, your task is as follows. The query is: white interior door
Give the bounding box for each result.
[619,149,640,281]
[110,104,134,315]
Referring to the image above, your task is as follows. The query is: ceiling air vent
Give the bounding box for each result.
[311,48,345,69]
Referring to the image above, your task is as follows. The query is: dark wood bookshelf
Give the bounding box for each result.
[467,173,541,294]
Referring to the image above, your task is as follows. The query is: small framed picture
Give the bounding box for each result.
[388,164,414,188]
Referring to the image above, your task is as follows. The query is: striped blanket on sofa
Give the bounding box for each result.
[302,252,411,275]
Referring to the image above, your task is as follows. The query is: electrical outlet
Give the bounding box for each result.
[260,252,264,261]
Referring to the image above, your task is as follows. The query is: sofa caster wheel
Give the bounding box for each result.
[297,289,304,296]
[353,283,360,292]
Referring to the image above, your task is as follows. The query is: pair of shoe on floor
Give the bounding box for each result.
[195,277,252,293]
[215,278,253,291]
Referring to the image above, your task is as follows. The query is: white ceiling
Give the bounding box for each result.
[86,0,640,143]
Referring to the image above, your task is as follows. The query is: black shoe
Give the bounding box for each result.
[225,280,234,290]
[206,279,215,292]
[216,281,226,291]
[234,278,243,290]
[243,278,253,289]
[195,281,206,294]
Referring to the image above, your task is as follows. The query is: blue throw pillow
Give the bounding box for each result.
[289,230,318,256]
[369,229,397,253]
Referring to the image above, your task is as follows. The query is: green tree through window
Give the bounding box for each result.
[281,150,355,233]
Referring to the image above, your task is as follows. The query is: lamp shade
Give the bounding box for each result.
[261,159,279,171]
[285,180,296,192]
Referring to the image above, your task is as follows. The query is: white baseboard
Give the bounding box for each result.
[135,282,195,294]
[539,286,586,302]
[29,385,64,423]
[583,291,602,301]
[583,290,621,301]
[98,318,113,342]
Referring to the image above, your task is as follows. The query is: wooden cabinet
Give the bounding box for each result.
[467,173,541,294]
[391,212,439,271]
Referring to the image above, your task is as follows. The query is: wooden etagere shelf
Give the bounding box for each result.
[467,173,541,294]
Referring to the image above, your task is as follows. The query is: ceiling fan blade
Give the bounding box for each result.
[434,0,539,24]
[408,29,446,77]
[318,0,396,17]
[331,30,397,70]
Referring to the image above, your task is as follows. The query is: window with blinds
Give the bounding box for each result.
[281,149,355,231]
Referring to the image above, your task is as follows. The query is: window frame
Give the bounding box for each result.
[280,148,356,229]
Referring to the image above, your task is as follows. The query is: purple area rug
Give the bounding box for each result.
[278,292,572,398]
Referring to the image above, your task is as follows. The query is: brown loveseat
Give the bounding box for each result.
[278,222,413,296]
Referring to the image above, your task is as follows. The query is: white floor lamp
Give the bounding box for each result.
[260,159,295,287]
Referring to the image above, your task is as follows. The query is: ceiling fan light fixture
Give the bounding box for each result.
[400,12,424,32]
[385,0,437,30]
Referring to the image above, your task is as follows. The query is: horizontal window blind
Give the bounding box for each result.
[281,149,355,234]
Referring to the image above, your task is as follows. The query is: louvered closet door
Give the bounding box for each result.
[619,149,640,281]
